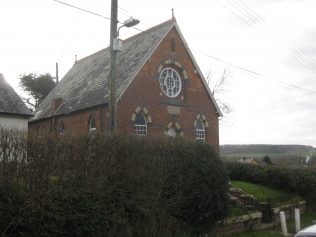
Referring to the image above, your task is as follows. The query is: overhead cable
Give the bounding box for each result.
[53,0,110,20]
[219,0,316,74]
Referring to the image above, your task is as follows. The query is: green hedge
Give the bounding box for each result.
[0,129,229,236]
[226,162,316,208]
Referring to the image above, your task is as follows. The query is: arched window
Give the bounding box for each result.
[131,106,152,135]
[166,127,177,138]
[195,118,205,142]
[59,122,65,136]
[88,115,96,135]
[165,121,183,138]
[134,113,147,136]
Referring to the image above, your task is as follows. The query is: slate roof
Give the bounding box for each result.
[32,19,221,121]
[0,74,32,117]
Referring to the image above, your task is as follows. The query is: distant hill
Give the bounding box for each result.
[220,144,315,157]
[220,144,316,167]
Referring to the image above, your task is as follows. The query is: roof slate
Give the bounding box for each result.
[0,74,32,117]
[32,19,176,121]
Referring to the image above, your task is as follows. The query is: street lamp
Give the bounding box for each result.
[113,17,140,52]
[120,17,140,30]
[108,0,140,135]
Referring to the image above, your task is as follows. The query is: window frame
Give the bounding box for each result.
[166,127,177,138]
[88,115,96,135]
[159,67,182,98]
[195,118,205,142]
[134,112,147,136]
[59,122,65,136]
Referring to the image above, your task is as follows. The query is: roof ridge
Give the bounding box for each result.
[123,18,176,43]
[74,18,176,65]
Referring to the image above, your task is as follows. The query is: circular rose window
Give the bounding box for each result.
[159,68,182,98]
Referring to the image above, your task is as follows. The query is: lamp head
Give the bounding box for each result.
[123,17,140,27]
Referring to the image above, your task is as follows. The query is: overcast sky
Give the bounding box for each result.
[1,0,315,146]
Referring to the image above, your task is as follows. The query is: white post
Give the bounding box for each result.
[280,211,288,236]
[295,208,301,233]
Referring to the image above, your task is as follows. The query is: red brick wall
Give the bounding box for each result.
[29,26,219,149]
[29,105,109,137]
[118,27,219,148]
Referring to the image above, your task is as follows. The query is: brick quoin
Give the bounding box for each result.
[29,26,220,150]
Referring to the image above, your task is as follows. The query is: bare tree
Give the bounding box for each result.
[206,69,232,117]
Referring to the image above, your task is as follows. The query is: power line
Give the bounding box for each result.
[232,0,316,67]
[203,53,316,95]
[220,0,316,75]
[215,0,255,29]
[232,0,316,72]
[52,0,143,32]
[53,0,110,20]
[219,0,316,74]
[118,8,130,18]
[118,6,135,18]
[226,0,316,67]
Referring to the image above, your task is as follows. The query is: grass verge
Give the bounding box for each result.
[231,180,293,199]
[231,210,316,237]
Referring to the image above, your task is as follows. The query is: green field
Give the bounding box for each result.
[231,180,291,199]
[221,144,316,167]
[221,144,315,157]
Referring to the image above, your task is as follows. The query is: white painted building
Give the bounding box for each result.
[0,116,29,130]
[0,73,32,130]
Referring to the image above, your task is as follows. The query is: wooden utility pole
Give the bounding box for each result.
[55,62,59,84]
[109,0,118,135]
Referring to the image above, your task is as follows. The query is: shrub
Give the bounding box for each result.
[162,141,229,232]
[0,129,229,236]
[226,162,316,209]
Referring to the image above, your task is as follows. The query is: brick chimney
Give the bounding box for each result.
[51,97,63,113]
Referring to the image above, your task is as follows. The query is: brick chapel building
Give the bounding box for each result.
[29,19,222,149]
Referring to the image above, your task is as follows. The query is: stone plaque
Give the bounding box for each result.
[167,105,180,115]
